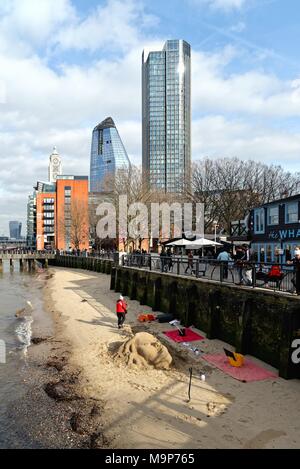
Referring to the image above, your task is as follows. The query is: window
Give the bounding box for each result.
[285,202,298,224]
[254,208,265,234]
[267,206,279,225]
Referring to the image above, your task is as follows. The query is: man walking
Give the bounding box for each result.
[116,295,127,329]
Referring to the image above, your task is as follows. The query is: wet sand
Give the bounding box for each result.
[36,267,300,449]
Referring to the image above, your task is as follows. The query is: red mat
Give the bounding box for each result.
[163,328,205,343]
[202,354,277,382]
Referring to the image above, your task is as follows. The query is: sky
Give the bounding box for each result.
[1,0,300,235]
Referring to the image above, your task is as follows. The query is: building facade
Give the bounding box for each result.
[56,176,89,251]
[142,39,191,193]
[34,181,56,251]
[90,117,131,192]
[230,194,300,263]
[48,147,62,183]
[32,177,89,251]
[9,221,22,239]
[27,194,36,247]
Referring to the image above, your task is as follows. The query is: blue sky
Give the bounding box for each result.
[0,0,300,234]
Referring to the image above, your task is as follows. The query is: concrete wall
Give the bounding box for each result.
[111,266,300,380]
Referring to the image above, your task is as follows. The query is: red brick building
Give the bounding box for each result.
[35,176,89,251]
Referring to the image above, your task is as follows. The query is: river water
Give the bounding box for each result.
[0,261,53,448]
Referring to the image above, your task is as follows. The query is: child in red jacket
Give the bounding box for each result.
[116,295,127,329]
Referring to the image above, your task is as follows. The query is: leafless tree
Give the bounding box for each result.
[188,158,300,234]
[59,199,89,250]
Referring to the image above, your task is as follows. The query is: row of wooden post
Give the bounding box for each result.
[0,258,48,272]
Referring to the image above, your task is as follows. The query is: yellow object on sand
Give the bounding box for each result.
[228,353,244,367]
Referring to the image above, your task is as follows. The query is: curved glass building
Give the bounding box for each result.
[90,117,131,192]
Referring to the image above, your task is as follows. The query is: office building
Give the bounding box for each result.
[90,117,131,192]
[9,221,22,239]
[142,39,191,193]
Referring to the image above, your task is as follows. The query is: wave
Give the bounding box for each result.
[15,316,33,356]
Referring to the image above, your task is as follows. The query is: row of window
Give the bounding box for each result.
[254,202,299,233]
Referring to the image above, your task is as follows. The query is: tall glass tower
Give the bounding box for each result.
[142,40,191,193]
[90,117,131,192]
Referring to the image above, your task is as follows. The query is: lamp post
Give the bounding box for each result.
[213,222,219,243]
[213,222,219,254]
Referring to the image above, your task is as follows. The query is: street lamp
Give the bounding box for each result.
[213,222,219,243]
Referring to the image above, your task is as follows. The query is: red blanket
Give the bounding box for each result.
[163,328,205,343]
[202,354,277,382]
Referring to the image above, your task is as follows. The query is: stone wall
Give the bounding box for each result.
[111,266,300,380]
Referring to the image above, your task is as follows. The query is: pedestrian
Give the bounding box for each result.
[167,248,173,272]
[288,247,300,295]
[234,245,246,284]
[217,248,232,279]
[185,250,194,275]
[160,248,167,272]
[116,295,127,329]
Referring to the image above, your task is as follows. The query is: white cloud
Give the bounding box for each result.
[193,115,300,166]
[0,0,76,53]
[57,0,159,53]
[192,48,300,117]
[190,0,247,12]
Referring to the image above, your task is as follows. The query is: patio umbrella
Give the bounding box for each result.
[188,238,223,249]
[165,239,195,247]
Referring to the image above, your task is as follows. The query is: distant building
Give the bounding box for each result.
[9,221,22,239]
[35,182,56,251]
[142,40,191,193]
[32,177,89,251]
[90,117,131,192]
[56,176,89,251]
[230,194,300,263]
[27,194,36,247]
[48,147,62,183]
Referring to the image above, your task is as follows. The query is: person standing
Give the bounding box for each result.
[235,245,246,285]
[217,249,232,279]
[288,247,300,295]
[116,295,127,329]
[185,251,194,275]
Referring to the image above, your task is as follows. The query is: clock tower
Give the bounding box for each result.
[49,147,62,183]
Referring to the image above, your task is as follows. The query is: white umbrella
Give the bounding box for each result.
[187,238,223,249]
[165,239,195,247]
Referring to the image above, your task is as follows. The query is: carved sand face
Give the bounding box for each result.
[117,332,172,370]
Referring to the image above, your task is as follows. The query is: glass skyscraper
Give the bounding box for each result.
[90,117,131,192]
[142,40,191,193]
[9,221,22,239]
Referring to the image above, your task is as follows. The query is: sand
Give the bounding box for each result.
[44,267,300,449]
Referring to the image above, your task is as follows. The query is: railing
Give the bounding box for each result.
[122,254,298,295]
[61,251,116,260]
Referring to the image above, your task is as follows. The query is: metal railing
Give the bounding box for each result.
[122,253,299,295]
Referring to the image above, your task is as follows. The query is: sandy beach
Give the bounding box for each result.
[40,267,300,449]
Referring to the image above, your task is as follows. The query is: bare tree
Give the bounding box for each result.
[188,158,300,234]
[59,199,89,250]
